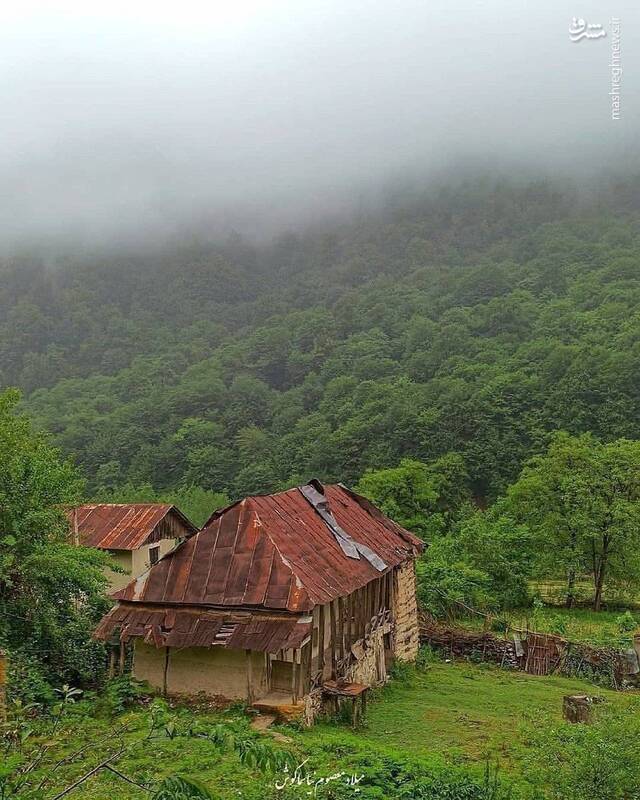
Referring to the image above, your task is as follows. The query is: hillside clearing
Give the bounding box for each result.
[300,658,633,772]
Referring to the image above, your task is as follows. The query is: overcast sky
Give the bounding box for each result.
[1,0,637,247]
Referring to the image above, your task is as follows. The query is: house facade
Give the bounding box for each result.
[95,481,423,722]
[69,503,197,592]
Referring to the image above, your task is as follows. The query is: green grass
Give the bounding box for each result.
[454,606,639,648]
[299,657,631,773]
[3,703,281,800]
[5,659,637,799]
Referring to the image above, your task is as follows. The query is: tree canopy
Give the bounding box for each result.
[0,389,110,697]
[0,178,637,507]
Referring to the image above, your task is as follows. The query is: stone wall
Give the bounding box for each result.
[345,626,388,686]
[392,561,420,662]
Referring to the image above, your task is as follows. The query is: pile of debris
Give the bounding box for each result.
[419,621,519,669]
[420,617,635,689]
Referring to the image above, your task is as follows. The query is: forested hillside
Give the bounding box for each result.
[3,177,640,503]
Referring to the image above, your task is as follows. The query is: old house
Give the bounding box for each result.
[69,504,197,592]
[95,481,423,722]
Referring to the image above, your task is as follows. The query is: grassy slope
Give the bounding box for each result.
[12,661,634,799]
[299,660,630,773]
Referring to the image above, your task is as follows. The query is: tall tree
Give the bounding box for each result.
[355,455,469,541]
[505,433,640,610]
[0,390,109,692]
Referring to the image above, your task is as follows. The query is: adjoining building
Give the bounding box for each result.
[68,503,197,592]
[94,481,423,722]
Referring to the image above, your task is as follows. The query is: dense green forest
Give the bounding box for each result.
[3,177,640,506]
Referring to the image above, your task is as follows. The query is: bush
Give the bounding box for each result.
[6,651,55,707]
[94,675,148,717]
[615,610,637,633]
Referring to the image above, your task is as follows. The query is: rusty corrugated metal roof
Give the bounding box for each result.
[67,503,197,550]
[94,602,312,652]
[113,482,423,612]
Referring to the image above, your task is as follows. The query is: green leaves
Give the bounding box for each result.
[0,390,109,695]
[152,775,217,800]
[505,433,640,609]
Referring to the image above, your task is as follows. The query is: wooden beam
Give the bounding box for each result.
[246,650,254,703]
[337,596,345,660]
[301,641,312,697]
[292,650,298,703]
[329,600,338,679]
[374,575,381,615]
[318,604,326,676]
[162,647,170,696]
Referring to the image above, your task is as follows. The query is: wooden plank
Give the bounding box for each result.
[301,641,312,697]
[329,600,338,679]
[318,604,326,675]
[337,597,345,660]
[246,650,254,702]
[292,649,298,703]
[373,575,381,615]
[162,647,170,696]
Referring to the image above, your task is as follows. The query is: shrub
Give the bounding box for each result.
[615,610,637,633]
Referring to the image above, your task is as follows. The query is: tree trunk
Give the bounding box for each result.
[563,695,602,723]
[593,540,609,611]
[565,568,576,609]
[593,569,605,611]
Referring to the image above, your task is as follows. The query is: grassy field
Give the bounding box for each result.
[299,657,631,772]
[454,605,639,648]
[5,657,636,799]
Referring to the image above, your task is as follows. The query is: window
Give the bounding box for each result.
[149,545,160,566]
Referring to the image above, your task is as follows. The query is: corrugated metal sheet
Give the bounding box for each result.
[67,504,197,550]
[95,602,312,652]
[113,482,423,612]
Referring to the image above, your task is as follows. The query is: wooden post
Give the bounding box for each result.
[337,597,345,661]
[118,642,125,676]
[318,604,326,678]
[291,650,298,704]
[301,641,312,697]
[374,576,381,615]
[0,650,6,722]
[329,600,338,679]
[162,647,170,696]
[246,650,254,703]
[265,653,272,692]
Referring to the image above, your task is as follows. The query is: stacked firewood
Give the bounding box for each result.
[419,621,519,667]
